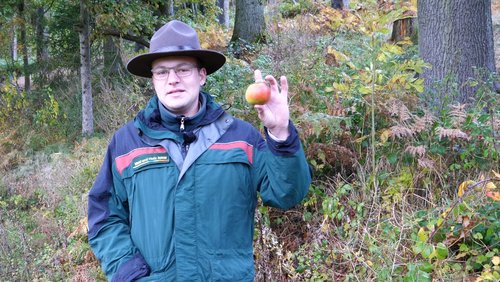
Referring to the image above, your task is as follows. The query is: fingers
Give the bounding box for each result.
[254,69,288,96]
[254,105,264,113]
[265,74,278,90]
[254,69,264,83]
[280,76,288,98]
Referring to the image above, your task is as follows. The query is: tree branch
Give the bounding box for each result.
[99,29,150,48]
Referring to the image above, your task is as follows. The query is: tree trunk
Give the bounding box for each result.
[155,2,172,26]
[199,4,206,16]
[217,0,224,27]
[103,36,123,76]
[331,0,349,10]
[35,6,49,80]
[18,0,30,92]
[11,28,17,62]
[390,1,417,44]
[231,0,266,44]
[79,0,93,136]
[418,0,496,107]
[390,18,417,43]
[9,28,17,86]
[168,0,174,16]
[217,0,230,28]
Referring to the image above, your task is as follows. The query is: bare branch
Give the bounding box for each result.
[99,29,150,48]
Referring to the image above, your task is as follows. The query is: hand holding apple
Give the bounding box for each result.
[251,69,290,140]
[245,82,271,105]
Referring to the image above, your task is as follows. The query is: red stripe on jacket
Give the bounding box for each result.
[209,141,254,164]
[115,147,168,175]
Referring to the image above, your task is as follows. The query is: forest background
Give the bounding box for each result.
[0,0,499,281]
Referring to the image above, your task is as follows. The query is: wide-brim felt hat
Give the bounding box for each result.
[127,20,226,78]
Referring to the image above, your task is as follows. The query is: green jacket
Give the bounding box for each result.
[88,92,311,281]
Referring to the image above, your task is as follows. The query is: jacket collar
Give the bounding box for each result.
[134,91,224,141]
[159,93,207,133]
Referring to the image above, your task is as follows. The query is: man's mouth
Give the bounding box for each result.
[167,89,184,94]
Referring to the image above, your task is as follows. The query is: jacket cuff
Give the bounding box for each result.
[265,121,301,156]
[112,253,150,282]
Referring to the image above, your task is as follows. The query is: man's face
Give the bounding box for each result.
[151,56,207,117]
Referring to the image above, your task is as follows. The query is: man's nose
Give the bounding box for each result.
[166,69,181,84]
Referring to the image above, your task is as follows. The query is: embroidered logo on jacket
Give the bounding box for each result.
[132,155,169,170]
[115,147,168,175]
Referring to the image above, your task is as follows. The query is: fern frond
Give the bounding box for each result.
[412,111,435,133]
[390,125,414,139]
[449,103,467,127]
[386,99,411,122]
[405,145,426,157]
[417,157,435,169]
[436,127,470,141]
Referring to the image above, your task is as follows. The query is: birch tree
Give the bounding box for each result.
[18,0,30,92]
[79,0,93,135]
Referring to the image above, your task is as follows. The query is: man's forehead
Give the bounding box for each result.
[152,56,198,68]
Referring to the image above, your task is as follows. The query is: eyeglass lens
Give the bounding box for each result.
[151,64,197,80]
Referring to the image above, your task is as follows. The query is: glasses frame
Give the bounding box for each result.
[151,64,200,80]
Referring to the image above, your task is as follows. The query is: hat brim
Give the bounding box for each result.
[126,50,226,78]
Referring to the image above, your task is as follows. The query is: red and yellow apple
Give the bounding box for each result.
[245,82,270,105]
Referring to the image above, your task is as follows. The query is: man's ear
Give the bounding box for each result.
[199,67,207,86]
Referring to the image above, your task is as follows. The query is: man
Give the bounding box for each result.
[88,20,311,281]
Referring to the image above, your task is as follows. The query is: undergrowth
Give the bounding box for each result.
[0,1,499,281]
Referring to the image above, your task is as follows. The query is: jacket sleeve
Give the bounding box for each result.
[88,138,150,281]
[255,121,312,210]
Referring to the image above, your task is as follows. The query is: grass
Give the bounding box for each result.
[0,137,107,281]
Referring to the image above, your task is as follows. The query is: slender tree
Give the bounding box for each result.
[79,0,93,135]
[11,28,17,63]
[168,0,174,16]
[103,36,123,76]
[35,6,49,80]
[418,0,497,106]
[18,0,30,92]
[217,0,230,28]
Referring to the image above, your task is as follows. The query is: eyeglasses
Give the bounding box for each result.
[151,64,199,80]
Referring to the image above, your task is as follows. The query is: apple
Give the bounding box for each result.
[245,82,270,105]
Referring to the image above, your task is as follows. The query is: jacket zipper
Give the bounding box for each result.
[180,116,185,132]
[180,116,188,158]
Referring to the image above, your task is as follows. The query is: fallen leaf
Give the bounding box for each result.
[486,191,500,202]
[458,180,475,197]
[492,256,500,266]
